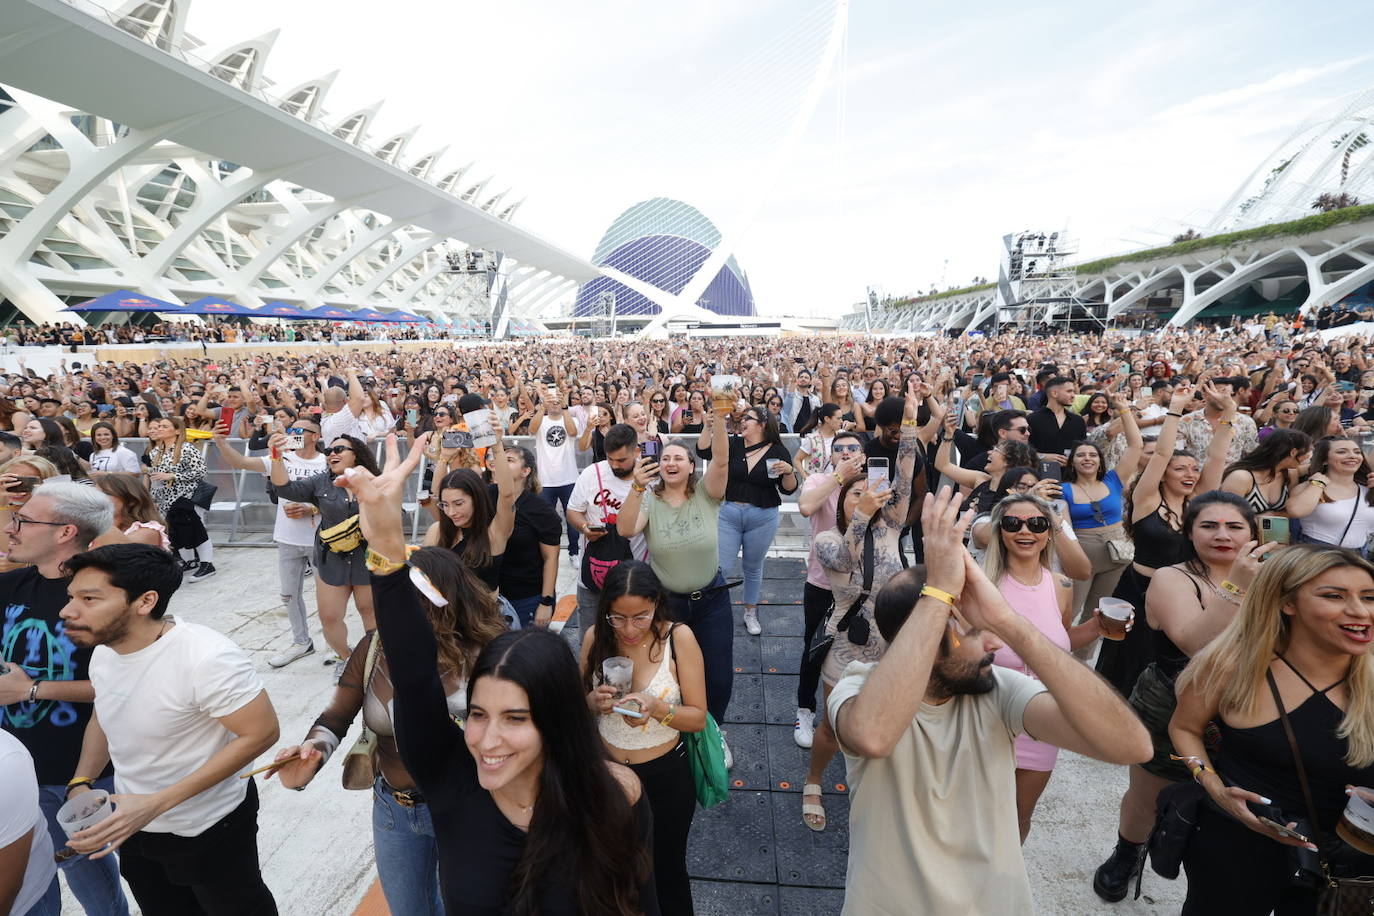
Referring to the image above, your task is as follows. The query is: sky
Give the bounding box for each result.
[179,0,1374,317]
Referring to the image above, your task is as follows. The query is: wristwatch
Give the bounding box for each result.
[539,595,555,607]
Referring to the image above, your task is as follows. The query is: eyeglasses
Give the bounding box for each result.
[607,612,654,629]
[1000,515,1051,533]
[323,445,353,456]
[651,398,666,405]
[7,514,68,532]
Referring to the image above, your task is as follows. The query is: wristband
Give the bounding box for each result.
[365,548,406,575]
[65,777,94,795]
[920,585,958,608]
[1311,479,1328,489]
[901,419,920,427]
[832,472,844,486]
[659,704,676,728]
[1219,579,1245,597]
[28,680,40,703]
[1218,419,1233,427]
[630,482,647,493]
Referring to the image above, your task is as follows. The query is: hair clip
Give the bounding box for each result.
[409,565,448,607]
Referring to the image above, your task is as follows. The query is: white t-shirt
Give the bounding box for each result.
[0,730,54,916]
[90,446,141,474]
[567,460,647,560]
[533,413,579,487]
[320,406,366,445]
[828,661,1045,915]
[90,620,266,836]
[260,452,327,546]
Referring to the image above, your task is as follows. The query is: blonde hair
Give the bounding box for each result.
[981,494,1058,587]
[148,416,188,465]
[1179,545,1374,766]
[0,454,58,480]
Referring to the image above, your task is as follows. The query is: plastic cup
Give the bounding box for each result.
[767,459,783,479]
[1338,788,1374,854]
[602,656,633,699]
[57,789,113,838]
[463,410,496,448]
[1098,598,1133,641]
[710,375,741,413]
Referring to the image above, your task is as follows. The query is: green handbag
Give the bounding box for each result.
[685,713,729,808]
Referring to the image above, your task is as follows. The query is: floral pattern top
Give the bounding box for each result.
[813,425,919,670]
[146,442,207,514]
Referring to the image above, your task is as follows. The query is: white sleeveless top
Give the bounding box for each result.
[598,628,683,750]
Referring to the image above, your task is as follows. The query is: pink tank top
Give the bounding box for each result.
[993,567,1070,678]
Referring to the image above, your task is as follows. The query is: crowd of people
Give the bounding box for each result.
[3,323,1374,914]
[1,318,465,348]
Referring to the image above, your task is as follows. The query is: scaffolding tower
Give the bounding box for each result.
[994,231,1104,333]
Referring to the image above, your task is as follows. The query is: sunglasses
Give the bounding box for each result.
[832,443,862,453]
[1000,516,1051,534]
[323,445,353,456]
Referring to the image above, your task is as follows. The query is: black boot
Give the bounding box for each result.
[1093,834,1144,903]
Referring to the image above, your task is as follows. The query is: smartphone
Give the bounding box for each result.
[1036,459,1064,482]
[218,406,235,433]
[586,520,606,532]
[97,404,114,415]
[1257,816,1309,844]
[866,457,888,488]
[406,408,419,426]
[284,427,306,451]
[1260,516,1291,546]
[640,439,661,459]
[442,430,474,449]
[8,476,38,494]
[612,705,646,718]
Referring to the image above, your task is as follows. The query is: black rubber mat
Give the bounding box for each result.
[778,885,845,915]
[721,723,772,791]
[761,558,807,580]
[687,791,778,884]
[762,725,850,796]
[689,880,780,915]
[760,636,801,675]
[756,603,807,637]
[755,579,808,605]
[771,791,851,889]
[762,673,805,726]
[731,635,762,672]
[724,674,766,725]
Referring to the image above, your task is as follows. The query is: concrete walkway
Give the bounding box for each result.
[59,546,1186,915]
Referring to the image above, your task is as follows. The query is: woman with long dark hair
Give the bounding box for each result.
[582,561,708,916]
[1092,491,1269,901]
[794,403,843,479]
[88,420,140,474]
[1219,428,1312,516]
[271,431,382,663]
[423,423,516,596]
[701,405,798,636]
[268,546,507,916]
[499,446,562,628]
[671,390,707,436]
[340,440,659,914]
[20,416,64,450]
[1286,433,1374,550]
[1170,544,1374,913]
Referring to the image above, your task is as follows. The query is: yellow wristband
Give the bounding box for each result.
[365,548,406,575]
[901,419,920,427]
[920,585,958,607]
[1220,579,1245,596]
[659,704,676,728]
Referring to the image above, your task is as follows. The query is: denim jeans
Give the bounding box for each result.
[665,571,735,722]
[37,776,130,916]
[506,594,542,628]
[717,502,780,607]
[276,541,314,645]
[372,777,444,916]
[540,483,579,555]
[20,880,60,916]
[576,583,601,634]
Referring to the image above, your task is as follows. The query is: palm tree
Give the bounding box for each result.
[1312,191,1361,212]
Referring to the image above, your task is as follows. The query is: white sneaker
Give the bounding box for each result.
[743,607,762,636]
[794,708,816,748]
[721,733,734,770]
[268,641,315,669]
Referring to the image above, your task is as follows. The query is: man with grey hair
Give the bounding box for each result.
[0,481,131,914]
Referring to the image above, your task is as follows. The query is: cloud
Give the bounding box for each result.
[1152,55,1373,121]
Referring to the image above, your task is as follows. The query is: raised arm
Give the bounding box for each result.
[1132,383,1193,522]
[1109,391,1144,477]
[486,428,516,555]
[1197,381,1237,494]
[934,415,987,491]
[702,406,729,501]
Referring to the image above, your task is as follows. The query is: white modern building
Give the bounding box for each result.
[0,0,598,327]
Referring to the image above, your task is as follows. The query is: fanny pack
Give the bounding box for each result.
[320,514,363,554]
[806,525,875,668]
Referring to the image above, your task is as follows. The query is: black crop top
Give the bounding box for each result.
[697,437,797,508]
[1216,660,1374,835]
[1132,508,1188,570]
[371,569,660,915]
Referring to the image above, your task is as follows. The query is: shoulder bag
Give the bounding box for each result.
[806,525,876,669]
[1268,669,1374,914]
[341,634,383,791]
[580,462,634,590]
[670,625,729,808]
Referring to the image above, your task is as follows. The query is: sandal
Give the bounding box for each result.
[802,783,826,832]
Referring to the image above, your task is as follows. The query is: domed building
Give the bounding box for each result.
[574,198,756,317]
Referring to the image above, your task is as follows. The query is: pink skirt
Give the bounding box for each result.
[1015,731,1059,772]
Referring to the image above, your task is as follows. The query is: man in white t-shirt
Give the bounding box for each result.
[62,544,280,914]
[0,730,57,916]
[318,367,368,444]
[212,414,327,667]
[531,385,581,563]
[566,424,645,632]
[828,489,1151,915]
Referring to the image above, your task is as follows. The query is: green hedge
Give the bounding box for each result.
[1075,204,1374,276]
[887,282,997,308]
